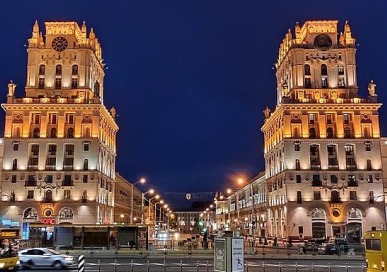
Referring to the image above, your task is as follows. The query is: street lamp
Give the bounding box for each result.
[148,195,160,223]
[130,178,146,224]
[154,200,164,226]
[141,189,154,224]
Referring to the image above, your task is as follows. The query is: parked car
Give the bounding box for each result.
[334,238,349,253]
[317,243,339,255]
[304,238,326,251]
[19,248,74,269]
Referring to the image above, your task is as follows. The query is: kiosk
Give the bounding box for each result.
[214,231,244,272]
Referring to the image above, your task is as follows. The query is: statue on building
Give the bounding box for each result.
[282,82,289,97]
[7,80,16,97]
[368,80,376,97]
[263,107,271,120]
[110,107,117,119]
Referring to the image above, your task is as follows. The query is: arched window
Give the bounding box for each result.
[344,128,351,138]
[72,65,78,75]
[12,159,17,170]
[363,127,370,138]
[85,127,91,138]
[32,127,40,138]
[67,128,74,138]
[367,159,372,170]
[326,127,334,138]
[321,64,328,76]
[311,208,326,219]
[45,190,53,202]
[348,208,362,219]
[39,65,45,75]
[14,127,21,138]
[304,64,311,76]
[331,191,341,203]
[309,128,316,138]
[83,159,88,170]
[94,82,100,96]
[295,159,300,170]
[55,65,62,76]
[59,207,74,219]
[23,207,38,219]
[50,128,57,138]
[293,127,299,138]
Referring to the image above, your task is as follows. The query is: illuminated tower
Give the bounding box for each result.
[261,20,385,241]
[1,21,118,227]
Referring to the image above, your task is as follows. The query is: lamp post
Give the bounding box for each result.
[130,178,146,224]
[154,200,164,226]
[148,195,160,223]
[141,189,154,224]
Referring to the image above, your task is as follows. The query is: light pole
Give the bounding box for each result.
[154,200,164,226]
[130,178,146,224]
[141,189,154,224]
[148,195,160,223]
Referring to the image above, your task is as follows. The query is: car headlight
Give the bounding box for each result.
[65,257,73,261]
[0,262,5,268]
[16,260,20,265]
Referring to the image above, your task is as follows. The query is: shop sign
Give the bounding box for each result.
[40,218,56,224]
[1,219,19,227]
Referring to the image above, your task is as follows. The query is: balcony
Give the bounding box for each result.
[312,181,322,187]
[62,181,74,187]
[25,181,37,187]
[347,180,358,187]
[41,198,54,203]
[63,165,73,171]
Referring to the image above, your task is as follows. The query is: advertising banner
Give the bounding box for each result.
[214,238,226,272]
[231,238,244,272]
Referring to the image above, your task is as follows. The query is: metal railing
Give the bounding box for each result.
[86,260,366,272]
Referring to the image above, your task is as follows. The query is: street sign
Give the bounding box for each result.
[231,238,244,272]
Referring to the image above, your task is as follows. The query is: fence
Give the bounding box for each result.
[86,260,367,272]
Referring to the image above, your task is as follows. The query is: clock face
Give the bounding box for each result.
[52,37,68,52]
[314,34,332,51]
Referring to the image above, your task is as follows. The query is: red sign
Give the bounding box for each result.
[40,218,56,224]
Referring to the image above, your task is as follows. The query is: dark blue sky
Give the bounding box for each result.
[0,0,387,207]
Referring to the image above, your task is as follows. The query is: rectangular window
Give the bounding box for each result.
[314,191,321,200]
[49,113,57,125]
[305,78,312,88]
[71,78,78,88]
[66,114,75,125]
[294,143,300,151]
[312,175,321,186]
[368,175,373,183]
[38,78,45,89]
[32,113,40,124]
[370,191,374,203]
[331,175,338,184]
[31,144,39,155]
[45,175,53,183]
[365,143,371,152]
[326,114,332,124]
[63,158,74,166]
[55,78,62,89]
[27,190,34,199]
[48,144,57,155]
[343,113,350,124]
[338,78,345,87]
[65,144,74,155]
[297,191,302,203]
[46,157,56,166]
[366,239,381,251]
[84,143,89,152]
[350,191,357,200]
[64,190,71,199]
[296,175,301,183]
[309,114,316,124]
[321,78,328,88]
[13,143,19,151]
[83,175,88,183]
[11,175,17,183]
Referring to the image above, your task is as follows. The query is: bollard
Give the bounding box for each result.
[346,262,349,272]
[180,260,183,272]
[328,262,331,272]
[163,259,166,272]
[279,261,282,272]
[131,260,134,272]
[196,260,200,272]
[147,260,150,272]
[77,255,85,272]
[312,262,314,272]
[206,261,209,272]
[98,259,101,272]
[263,261,265,272]
[295,261,298,272]
[114,259,117,272]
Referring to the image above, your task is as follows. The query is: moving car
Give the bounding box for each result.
[317,243,340,255]
[18,248,74,269]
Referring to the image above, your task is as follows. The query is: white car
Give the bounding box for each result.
[19,248,74,269]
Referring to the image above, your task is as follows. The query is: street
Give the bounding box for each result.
[17,256,366,272]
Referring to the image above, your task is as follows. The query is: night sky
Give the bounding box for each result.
[0,0,387,208]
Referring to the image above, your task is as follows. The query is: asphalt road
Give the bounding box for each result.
[18,257,366,272]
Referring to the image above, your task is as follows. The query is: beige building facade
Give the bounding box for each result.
[261,20,385,242]
[0,21,119,230]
